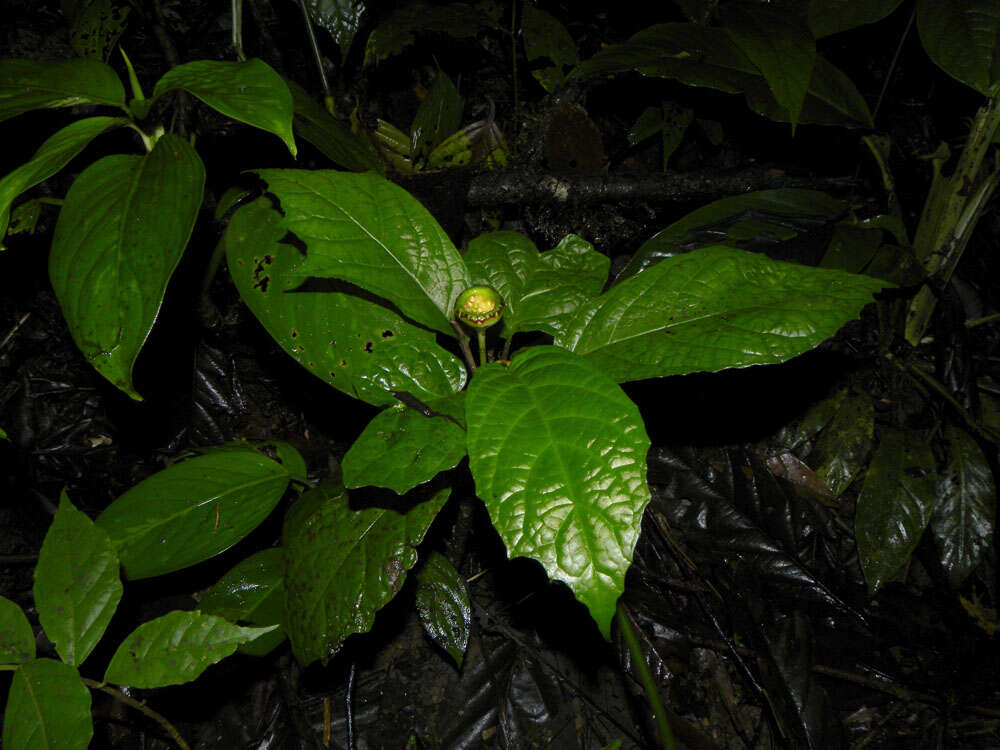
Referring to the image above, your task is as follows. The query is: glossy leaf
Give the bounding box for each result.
[0,116,127,239]
[522,5,579,92]
[0,597,34,665]
[96,449,292,580]
[856,430,939,592]
[426,119,510,169]
[68,0,130,61]
[809,392,874,496]
[558,246,888,383]
[105,610,278,688]
[917,0,1000,95]
[343,394,467,494]
[225,197,466,406]
[465,232,609,339]
[198,547,286,656]
[0,58,125,122]
[410,69,462,160]
[152,59,296,156]
[253,170,471,334]
[724,3,816,131]
[619,189,846,280]
[809,0,906,38]
[272,441,308,481]
[283,480,449,665]
[49,134,204,400]
[288,79,381,172]
[930,426,996,587]
[304,0,365,62]
[415,551,470,667]
[365,2,493,65]
[577,24,872,128]
[2,659,92,750]
[466,346,651,638]
[34,493,122,666]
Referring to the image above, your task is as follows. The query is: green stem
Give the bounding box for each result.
[82,678,190,750]
[231,0,245,61]
[450,320,477,373]
[298,0,332,105]
[477,329,487,367]
[616,604,676,750]
[871,7,914,125]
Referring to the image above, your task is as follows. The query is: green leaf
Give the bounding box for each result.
[49,134,204,400]
[365,1,493,65]
[96,449,292,580]
[68,0,131,61]
[283,480,449,665]
[0,116,128,239]
[930,426,996,587]
[303,0,365,63]
[105,610,278,688]
[522,5,579,92]
[466,346,651,638]
[414,551,469,667]
[426,118,509,169]
[410,69,463,160]
[152,59,296,156]
[724,3,816,131]
[856,430,939,593]
[0,58,126,122]
[618,189,846,280]
[809,0,906,38]
[820,225,884,274]
[576,24,872,128]
[808,392,874,495]
[343,393,467,494]
[2,659,92,750]
[225,196,466,406]
[558,246,888,383]
[253,170,472,334]
[271,441,308,481]
[198,547,286,656]
[465,232,609,340]
[287,79,381,172]
[627,101,694,171]
[34,493,122,666]
[0,597,34,665]
[917,0,1000,95]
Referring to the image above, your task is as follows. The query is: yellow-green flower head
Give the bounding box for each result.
[455,285,504,329]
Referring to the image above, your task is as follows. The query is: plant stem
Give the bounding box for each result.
[450,320,477,373]
[502,337,512,361]
[477,329,487,366]
[231,0,245,61]
[615,604,676,750]
[871,7,914,125]
[81,679,190,750]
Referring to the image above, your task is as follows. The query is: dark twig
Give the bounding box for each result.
[82,679,189,750]
[346,661,356,750]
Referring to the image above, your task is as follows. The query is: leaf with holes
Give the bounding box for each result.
[466,346,650,638]
[34,493,122,666]
[225,197,465,406]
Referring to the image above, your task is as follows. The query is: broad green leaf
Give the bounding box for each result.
[365,2,493,65]
[809,392,874,495]
[414,551,470,667]
[304,0,365,62]
[410,69,463,160]
[0,116,128,239]
[343,393,467,494]
[724,3,816,131]
[522,5,579,92]
[96,449,292,579]
[558,246,888,383]
[271,441,308,481]
[253,170,471,334]
[930,426,996,587]
[856,430,939,592]
[3,659,92,750]
[68,0,130,61]
[576,24,872,128]
[809,0,905,38]
[820,225,884,273]
[283,480,449,664]
[105,610,278,688]
[152,59,296,156]
[0,58,125,122]
[198,547,286,656]
[34,493,122,666]
[287,79,381,172]
[465,232,609,339]
[917,0,1000,95]
[49,134,204,400]
[627,101,693,171]
[0,597,34,665]
[618,189,846,280]
[225,197,465,406]
[466,346,651,638]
